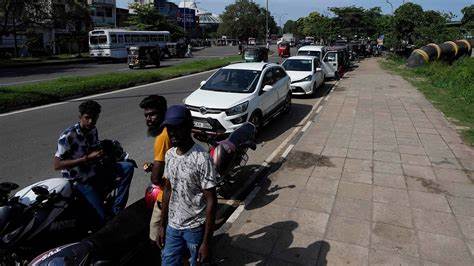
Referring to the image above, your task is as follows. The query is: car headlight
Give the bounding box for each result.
[226,101,249,116]
[291,75,312,84]
[182,97,188,104]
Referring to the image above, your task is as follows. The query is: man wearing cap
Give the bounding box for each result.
[158,105,217,266]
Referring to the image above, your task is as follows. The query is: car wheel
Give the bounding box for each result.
[249,112,263,135]
[283,93,292,114]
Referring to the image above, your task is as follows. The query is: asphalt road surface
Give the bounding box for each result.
[0,45,239,86]
[0,46,326,206]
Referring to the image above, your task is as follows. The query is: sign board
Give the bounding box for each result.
[177,8,196,28]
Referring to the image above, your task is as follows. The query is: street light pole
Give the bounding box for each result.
[265,0,268,43]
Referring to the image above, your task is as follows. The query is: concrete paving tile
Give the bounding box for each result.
[434,168,471,184]
[373,186,410,206]
[369,249,421,266]
[397,137,422,146]
[305,176,339,195]
[325,240,369,266]
[213,244,265,265]
[374,151,401,163]
[374,161,403,175]
[403,165,436,180]
[293,144,324,155]
[399,145,426,155]
[371,222,419,257]
[408,191,451,212]
[333,197,371,220]
[456,215,474,240]
[344,158,373,172]
[288,208,330,236]
[246,204,292,226]
[326,216,371,247]
[416,127,438,135]
[254,187,299,208]
[418,231,474,266]
[373,173,406,189]
[401,154,431,166]
[443,182,474,198]
[296,190,335,214]
[229,221,280,255]
[337,181,373,201]
[413,208,462,238]
[460,158,474,171]
[404,176,448,194]
[347,148,373,160]
[271,230,323,265]
[349,140,374,151]
[373,202,413,228]
[322,146,348,158]
[374,143,399,152]
[310,167,343,180]
[448,197,474,217]
[341,170,373,184]
[428,155,462,169]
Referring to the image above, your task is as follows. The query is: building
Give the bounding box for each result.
[116,7,129,28]
[88,0,116,28]
[177,1,220,30]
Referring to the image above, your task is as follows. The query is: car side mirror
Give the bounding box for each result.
[200,80,206,87]
[262,85,273,92]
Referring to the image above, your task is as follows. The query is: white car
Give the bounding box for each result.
[184,62,291,134]
[282,56,325,96]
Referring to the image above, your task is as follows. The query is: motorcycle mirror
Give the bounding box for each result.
[32,186,50,197]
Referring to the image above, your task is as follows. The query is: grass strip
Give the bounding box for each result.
[0,55,241,113]
[380,56,474,146]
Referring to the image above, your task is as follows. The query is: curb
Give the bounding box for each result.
[215,81,339,235]
[0,58,96,69]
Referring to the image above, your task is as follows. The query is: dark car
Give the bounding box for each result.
[127,46,161,69]
[242,46,269,62]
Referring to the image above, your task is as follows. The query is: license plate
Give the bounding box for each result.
[193,121,212,129]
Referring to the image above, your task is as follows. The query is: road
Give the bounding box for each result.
[0,46,330,206]
[0,46,238,86]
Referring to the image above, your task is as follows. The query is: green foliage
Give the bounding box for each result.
[217,0,278,41]
[381,57,474,145]
[461,5,474,32]
[329,6,384,39]
[127,3,185,40]
[0,55,241,113]
[283,20,298,35]
[296,12,334,42]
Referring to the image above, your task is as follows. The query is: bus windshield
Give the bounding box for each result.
[90,35,107,45]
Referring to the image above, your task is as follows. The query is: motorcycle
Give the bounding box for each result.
[0,140,136,265]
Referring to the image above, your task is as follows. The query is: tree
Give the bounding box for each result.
[296,12,333,43]
[217,0,277,41]
[461,5,474,32]
[283,20,298,34]
[392,3,424,45]
[127,3,184,40]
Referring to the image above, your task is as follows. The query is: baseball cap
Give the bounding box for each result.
[161,105,192,127]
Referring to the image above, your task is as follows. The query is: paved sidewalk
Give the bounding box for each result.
[212,58,474,265]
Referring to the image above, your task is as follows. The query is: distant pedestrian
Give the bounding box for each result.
[186,43,193,57]
[159,105,217,266]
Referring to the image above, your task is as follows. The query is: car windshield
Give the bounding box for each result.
[282,59,312,72]
[297,50,321,58]
[201,69,261,93]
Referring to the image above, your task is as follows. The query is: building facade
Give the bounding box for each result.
[88,0,116,28]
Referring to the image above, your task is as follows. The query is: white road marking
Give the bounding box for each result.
[0,69,218,117]
[281,144,295,158]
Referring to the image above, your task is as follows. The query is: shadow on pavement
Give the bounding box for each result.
[213,221,330,265]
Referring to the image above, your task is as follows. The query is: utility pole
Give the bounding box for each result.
[265,0,268,43]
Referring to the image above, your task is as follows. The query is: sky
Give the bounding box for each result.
[117,0,472,26]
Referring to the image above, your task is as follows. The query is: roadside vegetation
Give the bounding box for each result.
[381,56,474,145]
[0,55,241,113]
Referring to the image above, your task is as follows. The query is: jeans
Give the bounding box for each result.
[162,225,204,266]
[76,161,134,221]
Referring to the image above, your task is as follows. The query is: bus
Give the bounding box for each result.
[88,29,170,59]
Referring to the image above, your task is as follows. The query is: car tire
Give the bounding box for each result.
[249,112,263,136]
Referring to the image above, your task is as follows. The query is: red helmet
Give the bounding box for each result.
[145,184,162,209]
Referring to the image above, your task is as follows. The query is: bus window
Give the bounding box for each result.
[151,35,157,42]
[158,35,165,42]
[118,35,124,43]
[132,34,139,43]
[140,35,147,42]
[125,34,131,43]
[165,35,170,42]
[110,34,117,44]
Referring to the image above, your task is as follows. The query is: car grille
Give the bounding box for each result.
[186,105,225,115]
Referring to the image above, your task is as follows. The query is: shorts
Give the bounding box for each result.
[149,201,162,241]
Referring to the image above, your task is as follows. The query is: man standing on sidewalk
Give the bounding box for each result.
[139,95,171,243]
[158,105,217,266]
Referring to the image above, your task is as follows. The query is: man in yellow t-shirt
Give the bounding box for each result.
[139,95,171,243]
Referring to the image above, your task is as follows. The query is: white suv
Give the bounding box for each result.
[184,62,291,135]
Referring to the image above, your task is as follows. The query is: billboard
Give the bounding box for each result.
[177,8,196,28]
